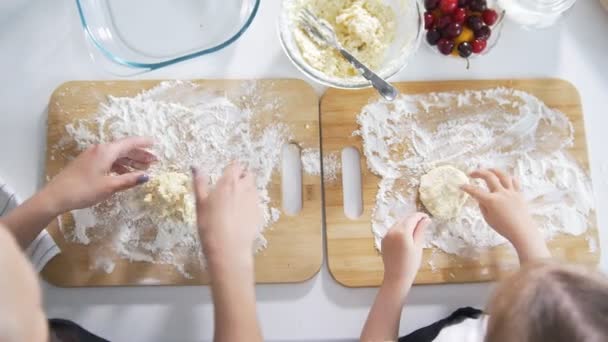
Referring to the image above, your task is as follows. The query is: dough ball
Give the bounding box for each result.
[142,171,195,224]
[419,165,469,220]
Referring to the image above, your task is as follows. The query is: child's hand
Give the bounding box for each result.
[462,168,550,263]
[381,212,432,285]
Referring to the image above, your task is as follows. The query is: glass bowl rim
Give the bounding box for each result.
[75,0,261,71]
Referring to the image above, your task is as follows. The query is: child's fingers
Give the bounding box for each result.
[401,212,429,235]
[461,184,490,202]
[470,169,502,192]
[489,168,512,189]
[413,217,431,245]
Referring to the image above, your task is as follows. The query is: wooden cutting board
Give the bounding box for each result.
[42,79,323,287]
[321,78,600,287]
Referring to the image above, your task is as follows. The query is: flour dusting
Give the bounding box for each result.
[301,148,341,182]
[55,81,290,277]
[356,88,594,257]
[70,208,96,245]
[92,258,116,274]
[587,236,598,253]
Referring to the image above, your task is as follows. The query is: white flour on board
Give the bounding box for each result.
[356,88,594,257]
[92,257,116,274]
[54,81,290,277]
[301,148,341,182]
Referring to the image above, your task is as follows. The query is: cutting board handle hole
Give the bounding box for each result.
[341,147,363,219]
[281,143,303,215]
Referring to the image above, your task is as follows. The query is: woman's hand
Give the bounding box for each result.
[461,168,550,263]
[0,137,156,248]
[382,212,432,286]
[41,137,156,215]
[192,163,264,342]
[192,162,262,269]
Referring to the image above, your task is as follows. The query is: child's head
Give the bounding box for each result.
[486,262,608,342]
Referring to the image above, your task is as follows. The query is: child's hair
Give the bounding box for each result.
[485,261,608,342]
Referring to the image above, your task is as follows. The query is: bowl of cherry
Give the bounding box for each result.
[423,0,504,61]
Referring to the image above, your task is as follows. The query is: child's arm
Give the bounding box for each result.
[361,213,431,342]
[462,168,551,264]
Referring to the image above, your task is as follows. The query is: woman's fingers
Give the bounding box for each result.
[110,137,154,159]
[191,167,210,201]
[114,158,151,171]
[461,184,490,202]
[470,169,502,192]
[124,148,157,164]
[107,171,149,193]
[240,171,257,189]
[223,161,245,183]
[111,163,131,175]
[513,177,521,192]
[489,168,512,189]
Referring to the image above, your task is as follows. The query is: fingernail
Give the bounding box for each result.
[136,174,149,185]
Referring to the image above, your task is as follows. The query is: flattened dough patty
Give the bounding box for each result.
[419,165,469,219]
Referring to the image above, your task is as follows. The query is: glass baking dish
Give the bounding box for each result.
[76,0,260,74]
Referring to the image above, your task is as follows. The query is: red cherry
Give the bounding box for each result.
[425,0,440,10]
[482,9,498,25]
[440,0,458,14]
[437,15,452,29]
[437,38,455,55]
[424,12,435,29]
[442,22,463,39]
[475,25,492,40]
[452,8,467,23]
[471,38,487,53]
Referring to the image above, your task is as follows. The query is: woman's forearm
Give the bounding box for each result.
[208,257,262,342]
[361,279,412,342]
[0,189,59,248]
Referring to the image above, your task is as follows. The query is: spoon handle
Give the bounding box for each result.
[339,49,399,101]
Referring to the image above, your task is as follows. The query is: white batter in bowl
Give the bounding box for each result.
[278,0,423,89]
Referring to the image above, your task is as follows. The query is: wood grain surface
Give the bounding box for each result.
[321,78,600,287]
[42,79,323,287]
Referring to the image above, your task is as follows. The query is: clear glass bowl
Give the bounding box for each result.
[76,0,260,74]
[278,0,424,89]
[423,1,506,59]
[497,0,577,29]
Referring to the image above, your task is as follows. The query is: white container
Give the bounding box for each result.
[497,0,577,28]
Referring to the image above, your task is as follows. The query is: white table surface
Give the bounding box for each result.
[1,0,607,341]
